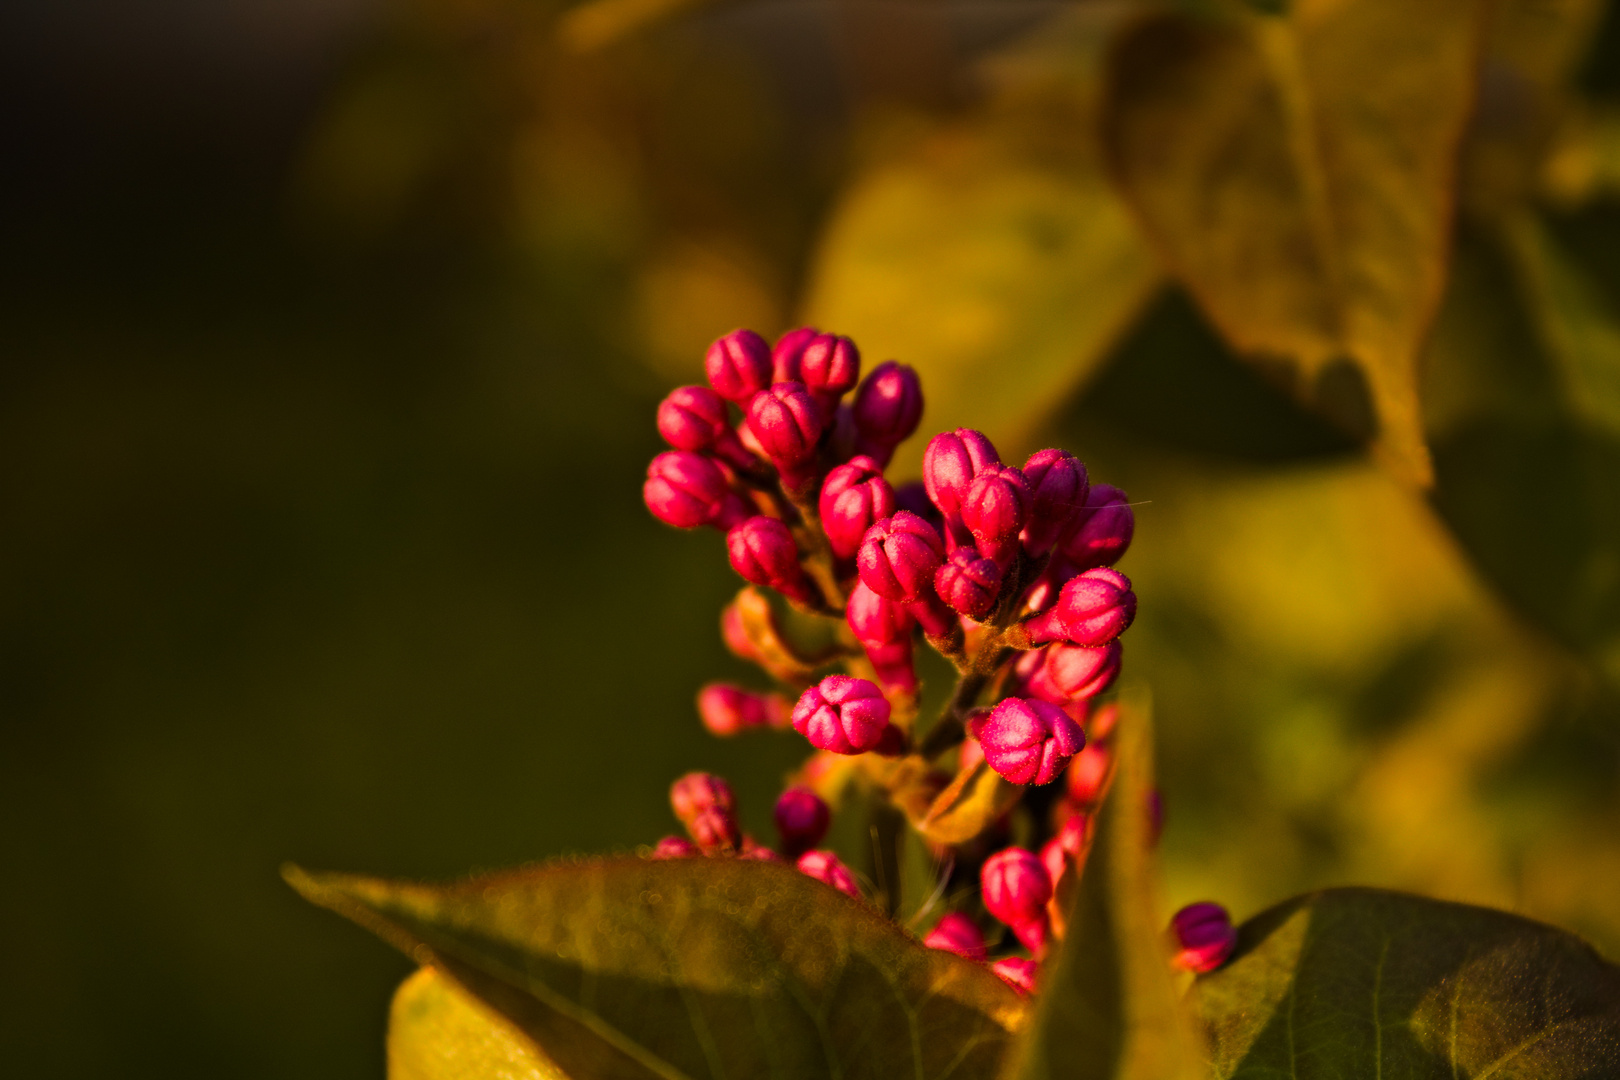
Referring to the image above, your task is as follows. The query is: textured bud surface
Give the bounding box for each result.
[1171,901,1237,973]
[1026,641,1123,704]
[656,385,732,452]
[923,912,988,961]
[799,333,860,403]
[670,772,735,824]
[1020,449,1089,555]
[961,464,1032,563]
[819,456,896,559]
[687,804,741,854]
[851,361,922,458]
[791,675,892,754]
[705,329,773,403]
[796,849,861,898]
[935,547,1002,618]
[856,511,945,602]
[772,326,819,382]
[1028,568,1137,646]
[726,517,801,589]
[1062,483,1134,570]
[745,382,823,470]
[644,451,731,529]
[773,787,831,859]
[922,429,1000,517]
[981,846,1053,929]
[979,696,1085,786]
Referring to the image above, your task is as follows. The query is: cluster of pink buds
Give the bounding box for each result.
[643,327,1232,995]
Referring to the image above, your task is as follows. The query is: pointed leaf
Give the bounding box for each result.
[389,966,569,1080]
[1102,1,1486,486]
[287,857,1027,1080]
[1193,887,1620,1078]
[1002,696,1207,1080]
[914,760,1022,847]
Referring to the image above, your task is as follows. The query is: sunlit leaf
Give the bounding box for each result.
[1002,695,1207,1080]
[287,857,1027,1080]
[914,760,1022,847]
[1195,887,1620,1077]
[803,13,1161,474]
[1101,0,1485,487]
[389,966,569,1080]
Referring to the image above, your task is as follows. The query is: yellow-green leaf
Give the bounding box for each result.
[1001,696,1207,1080]
[1194,887,1620,1078]
[914,760,1022,847]
[1101,1,1485,487]
[287,857,1027,1080]
[389,966,569,1080]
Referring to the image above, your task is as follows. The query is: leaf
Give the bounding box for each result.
[1193,887,1620,1078]
[286,856,1028,1080]
[802,12,1161,475]
[1001,695,1208,1080]
[1101,0,1486,487]
[914,760,1022,847]
[556,0,720,52]
[389,966,569,1080]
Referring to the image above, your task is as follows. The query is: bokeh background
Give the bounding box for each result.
[3,0,1618,1076]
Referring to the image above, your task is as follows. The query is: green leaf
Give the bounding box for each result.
[1101,0,1485,487]
[286,856,1028,1080]
[1194,887,1620,1078]
[802,14,1161,475]
[914,760,1022,847]
[389,966,569,1080]
[1002,696,1208,1080]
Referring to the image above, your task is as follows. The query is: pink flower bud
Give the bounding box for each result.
[1061,483,1134,570]
[1025,641,1123,704]
[846,582,918,692]
[705,329,773,403]
[773,787,831,859]
[745,381,823,472]
[1013,915,1050,956]
[791,674,892,754]
[719,602,761,664]
[819,456,897,559]
[740,836,783,861]
[644,451,733,529]
[924,912,987,961]
[656,385,731,451]
[958,729,985,774]
[1171,902,1237,973]
[1020,449,1090,555]
[1041,812,1091,886]
[670,772,735,825]
[726,517,817,606]
[961,464,1033,565]
[922,429,1000,518]
[982,846,1053,929]
[651,835,699,859]
[1065,739,1116,808]
[979,697,1085,786]
[772,326,819,382]
[852,361,923,462]
[1025,568,1136,646]
[934,547,1002,619]
[992,957,1038,996]
[688,804,741,854]
[696,683,787,736]
[799,333,861,406]
[796,849,861,898]
[856,511,945,603]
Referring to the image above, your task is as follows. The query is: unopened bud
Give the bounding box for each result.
[705,329,773,404]
[1065,739,1116,808]
[745,382,823,475]
[924,912,987,961]
[772,326,819,383]
[651,835,700,859]
[979,697,1085,786]
[644,451,738,529]
[856,511,945,603]
[791,674,892,754]
[922,429,1000,518]
[688,804,741,853]
[696,683,788,736]
[739,837,783,861]
[796,849,861,898]
[819,456,897,559]
[935,547,1002,619]
[992,957,1038,995]
[773,787,831,859]
[1170,902,1237,973]
[670,772,735,824]
[727,517,817,607]
[982,846,1053,930]
[961,464,1032,566]
[1040,812,1092,886]
[1025,641,1123,704]
[1020,449,1089,555]
[845,582,918,692]
[1061,483,1134,570]
[799,333,861,407]
[1024,568,1136,647]
[851,361,923,463]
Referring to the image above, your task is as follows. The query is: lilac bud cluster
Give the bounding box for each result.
[640,327,1220,996]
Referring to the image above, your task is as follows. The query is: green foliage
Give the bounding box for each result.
[285,859,1027,1080]
[389,967,568,1080]
[1195,888,1620,1078]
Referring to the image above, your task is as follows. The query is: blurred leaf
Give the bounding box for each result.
[915,760,1022,846]
[1003,695,1207,1080]
[1194,887,1620,1077]
[1101,1,1486,487]
[557,0,719,52]
[389,966,569,1080]
[804,98,1160,474]
[287,857,1027,1080]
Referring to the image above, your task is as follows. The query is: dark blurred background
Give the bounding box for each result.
[3,1,1619,1076]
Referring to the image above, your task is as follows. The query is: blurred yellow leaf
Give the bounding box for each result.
[803,118,1159,476]
[390,967,569,1080]
[557,0,714,52]
[1101,1,1486,487]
